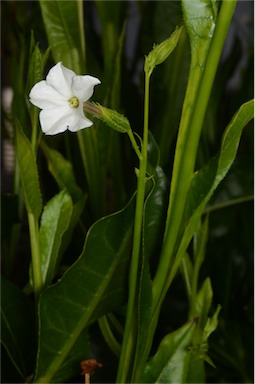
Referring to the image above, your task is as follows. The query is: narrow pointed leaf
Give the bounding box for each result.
[39,190,73,287]
[15,120,42,219]
[35,197,135,383]
[169,100,254,286]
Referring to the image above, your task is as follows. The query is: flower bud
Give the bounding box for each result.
[145,26,183,76]
[96,104,131,133]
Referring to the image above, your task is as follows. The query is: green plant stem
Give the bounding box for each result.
[98,316,121,356]
[190,217,208,316]
[27,212,43,302]
[116,73,150,383]
[131,2,237,381]
[127,129,142,159]
[204,195,254,214]
[153,0,237,311]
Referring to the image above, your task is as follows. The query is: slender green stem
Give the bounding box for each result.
[127,129,142,160]
[130,2,237,381]
[98,316,121,357]
[152,0,237,309]
[190,217,208,316]
[116,73,150,383]
[204,195,254,214]
[28,212,43,302]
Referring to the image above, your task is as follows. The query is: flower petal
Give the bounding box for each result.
[29,80,67,109]
[39,105,71,135]
[71,75,101,102]
[66,107,93,132]
[39,105,92,135]
[46,62,75,99]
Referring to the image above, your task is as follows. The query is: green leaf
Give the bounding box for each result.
[0,277,36,381]
[169,100,254,288]
[39,0,85,72]
[26,32,50,97]
[35,196,135,383]
[41,142,84,203]
[15,120,42,219]
[203,304,221,341]
[141,321,196,383]
[193,278,213,329]
[39,190,73,287]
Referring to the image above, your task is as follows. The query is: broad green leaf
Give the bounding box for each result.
[15,120,42,219]
[35,196,135,383]
[41,142,84,203]
[0,277,36,381]
[39,0,85,72]
[141,320,196,383]
[41,328,89,384]
[39,190,73,287]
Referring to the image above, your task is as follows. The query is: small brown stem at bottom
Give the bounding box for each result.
[85,373,90,384]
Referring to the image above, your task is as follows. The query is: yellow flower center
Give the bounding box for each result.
[69,96,79,108]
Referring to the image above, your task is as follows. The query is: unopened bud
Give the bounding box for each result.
[96,104,131,133]
[145,26,183,76]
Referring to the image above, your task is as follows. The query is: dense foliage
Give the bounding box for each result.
[1,1,253,383]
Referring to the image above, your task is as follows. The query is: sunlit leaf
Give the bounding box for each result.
[39,190,73,287]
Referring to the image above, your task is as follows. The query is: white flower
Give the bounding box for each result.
[29,62,101,135]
